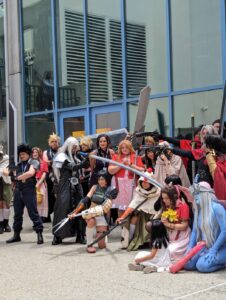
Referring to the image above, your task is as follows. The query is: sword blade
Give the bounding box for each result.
[90,154,163,189]
[52,217,68,229]
[54,217,69,234]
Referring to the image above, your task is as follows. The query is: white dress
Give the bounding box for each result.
[134,247,171,272]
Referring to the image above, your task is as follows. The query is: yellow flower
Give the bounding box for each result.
[162,208,178,223]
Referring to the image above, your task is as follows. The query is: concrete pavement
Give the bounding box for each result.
[0,214,226,300]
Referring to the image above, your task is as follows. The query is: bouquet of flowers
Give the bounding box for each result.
[161,208,178,223]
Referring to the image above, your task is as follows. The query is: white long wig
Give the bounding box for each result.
[200,125,218,144]
[191,182,220,248]
[58,137,80,163]
[53,137,81,182]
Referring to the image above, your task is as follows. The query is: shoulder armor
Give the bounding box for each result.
[53,153,68,168]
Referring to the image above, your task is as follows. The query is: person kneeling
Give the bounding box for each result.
[69,171,118,253]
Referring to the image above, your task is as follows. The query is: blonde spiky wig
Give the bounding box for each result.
[48,133,60,146]
[80,137,93,150]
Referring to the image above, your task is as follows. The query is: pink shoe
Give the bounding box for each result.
[87,246,96,253]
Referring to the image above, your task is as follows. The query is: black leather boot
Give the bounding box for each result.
[6,231,21,243]
[76,232,86,244]
[3,219,11,232]
[37,232,44,244]
[76,219,86,244]
[0,221,4,234]
[52,235,62,245]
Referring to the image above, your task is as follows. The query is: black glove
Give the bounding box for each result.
[80,196,91,207]
[72,158,90,171]
[104,186,118,200]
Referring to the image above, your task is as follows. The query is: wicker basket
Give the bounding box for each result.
[36,188,44,204]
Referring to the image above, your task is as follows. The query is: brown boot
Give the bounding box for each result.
[128,263,144,271]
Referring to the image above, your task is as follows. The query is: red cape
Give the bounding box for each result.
[191,149,205,161]
[179,138,202,168]
[214,159,226,204]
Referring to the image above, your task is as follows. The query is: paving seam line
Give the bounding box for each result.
[173,281,226,300]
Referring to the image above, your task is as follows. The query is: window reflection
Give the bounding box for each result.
[88,0,122,103]
[125,0,167,97]
[173,90,223,137]
[26,113,55,149]
[56,0,86,108]
[0,3,6,147]
[171,0,222,90]
[22,0,54,113]
[128,98,169,136]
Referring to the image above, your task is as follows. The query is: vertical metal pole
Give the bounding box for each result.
[18,0,26,142]
[51,0,59,135]
[3,0,9,150]
[166,0,173,137]
[84,0,91,134]
[221,0,226,83]
[121,0,128,128]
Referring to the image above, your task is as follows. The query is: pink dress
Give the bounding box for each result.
[167,200,191,262]
[111,170,134,210]
[36,160,49,217]
[110,153,143,211]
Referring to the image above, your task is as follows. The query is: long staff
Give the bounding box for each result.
[87,196,151,247]
[53,155,163,235]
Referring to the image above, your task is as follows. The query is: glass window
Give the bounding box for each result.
[56,0,86,109]
[125,0,167,97]
[64,116,85,140]
[95,111,121,132]
[25,113,55,149]
[171,0,222,91]
[173,90,223,137]
[22,0,54,113]
[0,3,6,146]
[88,0,123,103]
[128,98,169,136]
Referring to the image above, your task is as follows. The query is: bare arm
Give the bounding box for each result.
[162,218,189,231]
[86,185,97,198]
[108,164,121,175]
[135,248,158,263]
[36,172,47,187]
[17,165,36,181]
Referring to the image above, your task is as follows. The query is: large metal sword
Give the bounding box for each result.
[53,154,163,235]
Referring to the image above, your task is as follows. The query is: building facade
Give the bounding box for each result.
[0,0,226,150]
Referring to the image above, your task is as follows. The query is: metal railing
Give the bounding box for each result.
[25,84,81,112]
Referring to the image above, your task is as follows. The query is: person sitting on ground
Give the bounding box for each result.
[128,219,171,274]
[185,181,226,273]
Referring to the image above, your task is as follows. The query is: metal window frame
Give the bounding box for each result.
[20,0,226,142]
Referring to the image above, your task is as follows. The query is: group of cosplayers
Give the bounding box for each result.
[1,116,226,275]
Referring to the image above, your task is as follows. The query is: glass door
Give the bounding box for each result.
[91,104,124,134]
[59,109,88,141]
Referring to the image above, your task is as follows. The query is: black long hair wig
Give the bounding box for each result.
[149,219,169,249]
